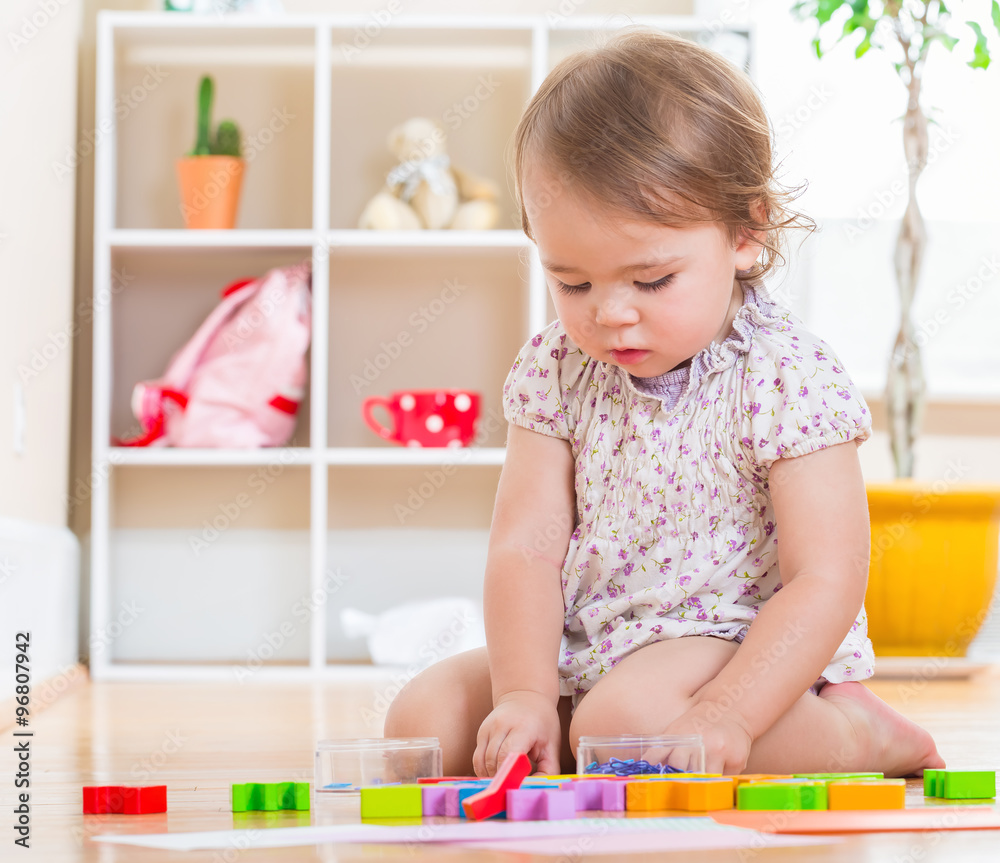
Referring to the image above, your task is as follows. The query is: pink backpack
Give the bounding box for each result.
[117,262,311,448]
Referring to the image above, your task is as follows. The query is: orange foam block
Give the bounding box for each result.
[827,779,906,810]
[670,778,735,811]
[626,777,734,811]
[625,780,673,811]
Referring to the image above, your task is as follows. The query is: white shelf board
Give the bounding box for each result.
[109,229,317,249]
[108,447,313,466]
[549,14,727,31]
[327,229,529,250]
[104,11,547,30]
[328,45,532,68]
[125,44,315,67]
[93,662,408,683]
[326,447,505,466]
[104,447,505,466]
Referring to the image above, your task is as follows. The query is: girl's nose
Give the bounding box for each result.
[594,288,640,327]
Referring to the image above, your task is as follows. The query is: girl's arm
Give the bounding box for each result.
[666,439,871,772]
[473,422,576,777]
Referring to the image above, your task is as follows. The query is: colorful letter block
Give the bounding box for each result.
[924,770,995,799]
[506,788,576,821]
[462,752,531,820]
[231,782,310,812]
[827,779,905,810]
[359,784,423,819]
[421,785,460,817]
[82,785,167,815]
[737,781,827,811]
[566,779,625,811]
[670,778,736,811]
[793,772,884,782]
[626,779,673,811]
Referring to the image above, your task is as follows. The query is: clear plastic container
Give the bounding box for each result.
[315,738,443,792]
[576,735,705,776]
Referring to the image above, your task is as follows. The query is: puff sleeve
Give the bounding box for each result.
[739,327,872,470]
[502,320,591,441]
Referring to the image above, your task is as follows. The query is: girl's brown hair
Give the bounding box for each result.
[510,27,815,283]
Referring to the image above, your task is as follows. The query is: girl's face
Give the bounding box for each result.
[523,163,763,378]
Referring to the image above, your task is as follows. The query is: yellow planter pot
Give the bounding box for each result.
[865,483,1000,657]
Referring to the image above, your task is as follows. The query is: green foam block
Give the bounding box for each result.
[231,782,311,812]
[737,782,827,811]
[941,770,996,800]
[360,785,423,819]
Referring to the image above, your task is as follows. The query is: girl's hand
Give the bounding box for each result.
[662,700,754,775]
[473,690,562,778]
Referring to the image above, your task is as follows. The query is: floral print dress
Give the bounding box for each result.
[502,283,876,697]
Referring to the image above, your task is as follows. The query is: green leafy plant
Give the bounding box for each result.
[188,75,243,158]
[793,0,1000,478]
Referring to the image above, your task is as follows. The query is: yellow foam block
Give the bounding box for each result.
[827,779,906,810]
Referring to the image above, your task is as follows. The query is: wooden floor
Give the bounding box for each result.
[3,663,1000,862]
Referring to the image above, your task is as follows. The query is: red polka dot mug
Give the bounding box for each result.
[361,389,481,447]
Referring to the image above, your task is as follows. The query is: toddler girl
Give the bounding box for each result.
[385,26,944,778]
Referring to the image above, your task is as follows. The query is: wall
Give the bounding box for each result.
[0,0,81,527]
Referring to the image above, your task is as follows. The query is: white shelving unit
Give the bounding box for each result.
[90,11,752,680]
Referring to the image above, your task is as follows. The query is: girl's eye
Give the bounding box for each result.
[636,274,675,291]
[555,274,675,294]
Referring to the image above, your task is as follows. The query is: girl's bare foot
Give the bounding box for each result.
[819,681,946,777]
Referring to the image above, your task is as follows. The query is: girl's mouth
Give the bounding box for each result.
[609,349,651,365]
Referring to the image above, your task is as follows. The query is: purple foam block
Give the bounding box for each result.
[422,785,459,817]
[543,789,576,820]
[599,781,625,812]
[506,789,548,821]
[507,788,576,821]
[567,779,625,812]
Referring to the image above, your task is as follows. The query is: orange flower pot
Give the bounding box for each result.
[176,155,245,229]
[865,482,1000,656]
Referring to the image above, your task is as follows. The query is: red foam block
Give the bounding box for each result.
[82,785,167,815]
[417,776,480,784]
[462,752,532,820]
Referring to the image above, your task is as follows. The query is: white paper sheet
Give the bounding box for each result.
[91,816,837,853]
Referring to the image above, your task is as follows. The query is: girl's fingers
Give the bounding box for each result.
[532,743,560,776]
[484,726,512,777]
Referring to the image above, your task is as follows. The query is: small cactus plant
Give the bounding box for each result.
[188,75,243,158]
[214,120,242,158]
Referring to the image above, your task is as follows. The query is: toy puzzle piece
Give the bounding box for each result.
[462,752,531,820]
[417,776,480,784]
[670,778,736,811]
[360,784,423,819]
[564,779,625,811]
[506,788,576,821]
[231,782,310,812]
[923,769,996,799]
[421,785,460,817]
[82,785,167,815]
[827,778,905,810]
[737,780,828,811]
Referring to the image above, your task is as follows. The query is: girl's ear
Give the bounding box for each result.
[734,200,767,269]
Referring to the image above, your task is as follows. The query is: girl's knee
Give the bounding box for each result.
[568,682,690,748]
[384,648,491,739]
[569,694,674,748]
[383,666,440,737]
